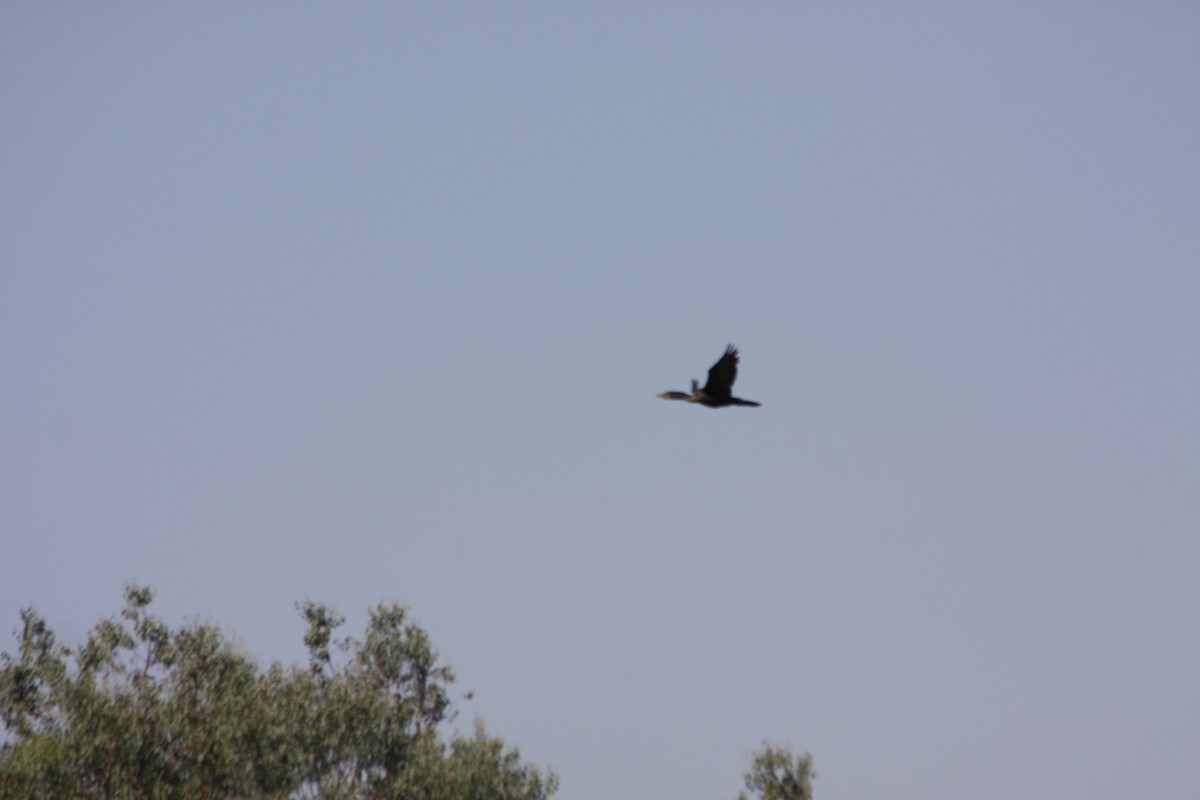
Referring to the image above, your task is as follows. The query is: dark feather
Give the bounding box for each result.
[702,345,741,399]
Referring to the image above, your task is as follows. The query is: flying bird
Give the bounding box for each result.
[658,345,761,408]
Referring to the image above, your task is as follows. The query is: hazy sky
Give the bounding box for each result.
[2,4,1197,799]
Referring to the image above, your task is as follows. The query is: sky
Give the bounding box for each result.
[2,3,1198,799]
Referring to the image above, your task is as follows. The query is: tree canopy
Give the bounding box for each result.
[739,743,815,800]
[1,586,813,799]
[0,586,555,800]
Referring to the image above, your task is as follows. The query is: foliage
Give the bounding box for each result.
[2,586,815,799]
[738,743,815,800]
[0,586,557,800]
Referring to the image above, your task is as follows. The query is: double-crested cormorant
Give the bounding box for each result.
[658,345,761,408]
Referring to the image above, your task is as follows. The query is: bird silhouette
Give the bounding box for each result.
[658,345,761,408]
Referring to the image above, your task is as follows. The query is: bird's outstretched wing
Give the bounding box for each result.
[702,345,740,396]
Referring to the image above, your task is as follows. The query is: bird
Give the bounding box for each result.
[658,345,761,408]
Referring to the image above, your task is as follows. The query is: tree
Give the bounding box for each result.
[0,585,557,800]
[3,586,815,799]
[738,743,815,800]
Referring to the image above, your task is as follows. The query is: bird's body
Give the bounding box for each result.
[658,345,761,408]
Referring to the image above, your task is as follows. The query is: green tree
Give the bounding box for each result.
[738,743,815,800]
[0,586,557,800]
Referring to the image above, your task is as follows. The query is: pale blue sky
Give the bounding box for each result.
[2,4,1198,799]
